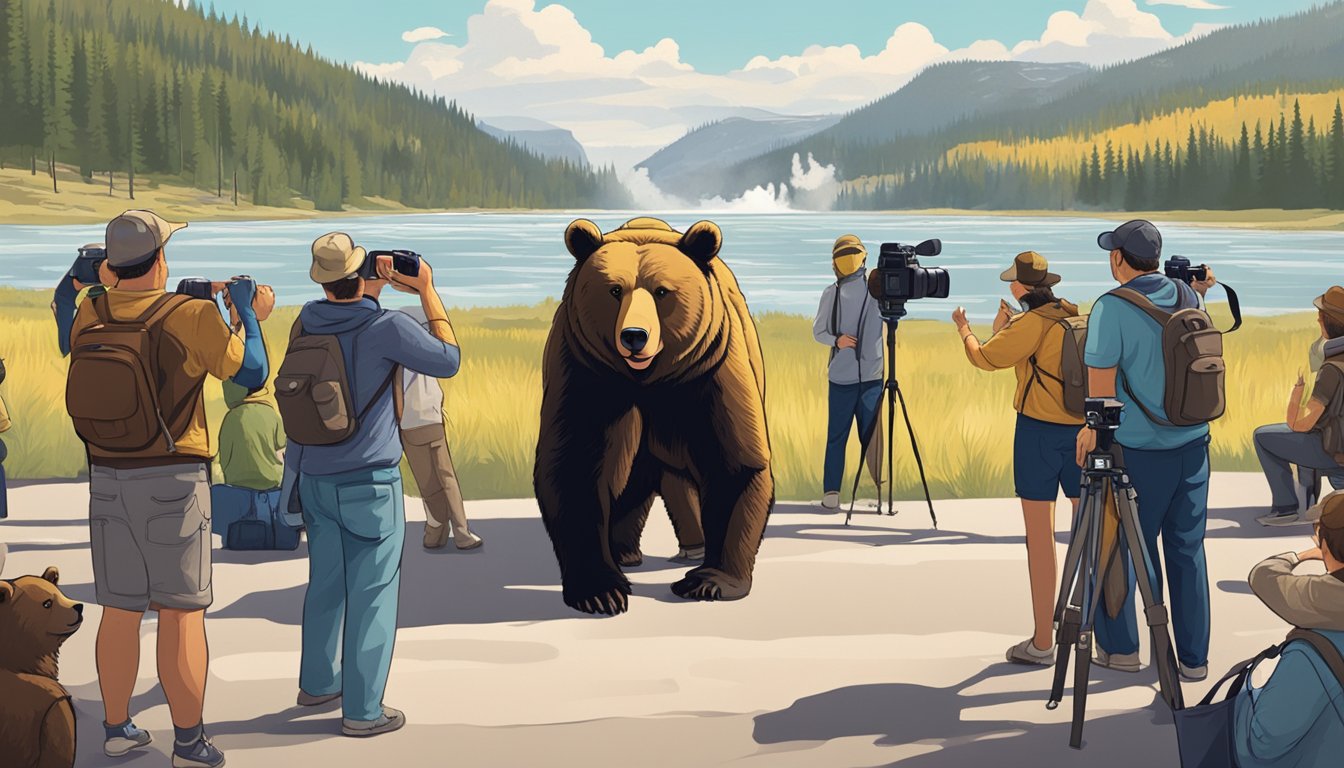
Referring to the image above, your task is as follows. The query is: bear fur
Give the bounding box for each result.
[0,555,82,768]
[535,217,773,615]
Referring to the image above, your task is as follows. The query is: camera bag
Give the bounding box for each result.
[66,291,193,453]
[275,317,398,446]
[1110,287,1226,427]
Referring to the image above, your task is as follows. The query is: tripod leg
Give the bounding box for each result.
[893,380,936,527]
[1066,481,1118,748]
[1115,483,1186,711]
[1049,476,1099,710]
[1070,635,1092,749]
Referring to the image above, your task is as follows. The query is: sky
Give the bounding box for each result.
[183,0,1323,172]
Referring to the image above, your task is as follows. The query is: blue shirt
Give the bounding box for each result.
[1235,630,1344,768]
[286,298,461,475]
[1084,273,1209,451]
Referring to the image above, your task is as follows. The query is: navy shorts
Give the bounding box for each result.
[1014,414,1083,502]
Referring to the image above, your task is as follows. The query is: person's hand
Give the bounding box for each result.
[952,307,970,331]
[836,335,858,350]
[378,254,433,295]
[1191,265,1217,297]
[252,284,275,322]
[225,278,258,315]
[1075,427,1097,467]
[1298,547,1324,562]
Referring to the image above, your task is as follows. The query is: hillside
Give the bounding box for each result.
[479,117,590,168]
[719,2,1344,211]
[0,0,627,212]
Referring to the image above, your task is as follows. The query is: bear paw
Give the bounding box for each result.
[563,571,633,616]
[671,567,751,602]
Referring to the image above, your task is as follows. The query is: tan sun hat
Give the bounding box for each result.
[1000,251,1061,287]
[310,232,367,284]
[1314,286,1344,327]
[105,210,187,267]
[1306,490,1344,529]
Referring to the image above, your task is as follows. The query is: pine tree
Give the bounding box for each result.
[43,0,72,191]
[1331,100,1344,209]
[1288,99,1313,208]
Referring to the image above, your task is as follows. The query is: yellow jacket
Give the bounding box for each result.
[963,300,1085,426]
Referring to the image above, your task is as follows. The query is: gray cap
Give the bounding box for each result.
[105,210,187,267]
[1098,219,1162,263]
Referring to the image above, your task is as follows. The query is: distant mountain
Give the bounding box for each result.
[479,117,590,168]
[635,113,840,199]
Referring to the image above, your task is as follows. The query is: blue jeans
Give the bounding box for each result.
[298,466,405,722]
[1094,437,1211,668]
[824,381,882,493]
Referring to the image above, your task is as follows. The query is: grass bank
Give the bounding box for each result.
[0,287,1314,501]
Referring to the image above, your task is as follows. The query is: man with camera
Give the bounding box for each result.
[1252,287,1344,527]
[67,210,273,767]
[812,235,883,510]
[952,251,1084,666]
[1075,219,1218,682]
[282,233,461,738]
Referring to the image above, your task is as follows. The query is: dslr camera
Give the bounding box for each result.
[867,239,949,319]
[1164,255,1207,285]
[175,275,257,301]
[68,245,108,286]
[359,249,422,280]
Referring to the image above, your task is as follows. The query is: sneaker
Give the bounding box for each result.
[342,706,406,738]
[172,735,225,768]
[104,720,152,757]
[454,531,484,551]
[423,521,450,549]
[297,689,341,707]
[820,492,840,511]
[1005,638,1054,666]
[1179,662,1209,683]
[1094,648,1141,673]
[670,544,706,564]
[1258,508,1305,527]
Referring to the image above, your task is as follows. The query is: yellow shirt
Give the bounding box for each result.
[964,300,1085,426]
[71,289,245,463]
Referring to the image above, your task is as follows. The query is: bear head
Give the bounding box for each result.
[563,217,724,380]
[0,566,84,679]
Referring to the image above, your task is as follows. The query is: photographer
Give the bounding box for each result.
[1253,286,1344,526]
[1076,219,1218,683]
[952,251,1083,666]
[812,235,883,511]
[52,243,107,356]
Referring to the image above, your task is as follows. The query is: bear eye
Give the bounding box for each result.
[43,599,53,609]
[609,286,622,299]
[654,287,670,299]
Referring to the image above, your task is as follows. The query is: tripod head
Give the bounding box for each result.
[1083,398,1123,456]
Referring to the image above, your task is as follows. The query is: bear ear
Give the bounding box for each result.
[565,219,605,263]
[680,221,722,267]
[0,581,12,604]
[42,567,59,586]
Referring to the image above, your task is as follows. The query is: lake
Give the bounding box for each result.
[1,211,1341,320]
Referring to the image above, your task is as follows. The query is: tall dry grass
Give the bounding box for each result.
[0,287,1316,500]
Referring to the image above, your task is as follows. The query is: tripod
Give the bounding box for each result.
[846,313,937,528]
[1046,420,1183,749]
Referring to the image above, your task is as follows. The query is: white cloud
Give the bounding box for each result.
[401,26,451,44]
[354,0,1207,169]
[1147,0,1227,10]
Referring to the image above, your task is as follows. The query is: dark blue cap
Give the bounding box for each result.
[1098,219,1162,263]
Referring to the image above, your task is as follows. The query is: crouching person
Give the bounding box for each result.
[279,233,461,737]
[1236,491,1344,765]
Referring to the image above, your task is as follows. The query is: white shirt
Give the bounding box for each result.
[398,306,447,430]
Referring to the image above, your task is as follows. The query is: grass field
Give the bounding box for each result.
[0,287,1315,501]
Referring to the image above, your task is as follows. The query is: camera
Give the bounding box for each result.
[1084,398,1124,431]
[1164,255,1207,285]
[69,245,107,286]
[359,249,422,280]
[867,239,949,318]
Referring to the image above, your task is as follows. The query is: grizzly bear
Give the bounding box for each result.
[0,556,82,768]
[535,217,773,615]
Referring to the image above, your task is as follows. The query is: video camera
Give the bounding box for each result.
[358,249,422,280]
[68,245,107,286]
[1164,255,1207,285]
[867,239,949,319]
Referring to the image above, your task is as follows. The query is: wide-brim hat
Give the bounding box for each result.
[1305,489,1344,529]
[310,232,367,284]
[1000,250,1060,287]
[1314,286,1344,326]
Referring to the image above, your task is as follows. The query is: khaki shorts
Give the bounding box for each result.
[89,464,213,612]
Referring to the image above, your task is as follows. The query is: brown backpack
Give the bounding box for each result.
[275,318,399,446]
[1318,360,1344,463]
[1027,313,1090,418]
[66,291,193,453]
[1110,287,1226,427]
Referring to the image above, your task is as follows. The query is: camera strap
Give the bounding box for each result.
[1220,283,1243,333]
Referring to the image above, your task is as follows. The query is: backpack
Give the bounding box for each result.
[275,317,398,446]
[1026,313,1090,418]
[212,486,301,552]
[1109,287,1226,427]
[1318,360,1344,463]
[66,291,193,453]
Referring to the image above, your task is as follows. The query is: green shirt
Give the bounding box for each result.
[218,381,285,491]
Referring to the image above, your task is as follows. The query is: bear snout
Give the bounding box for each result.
[620,327,649,353]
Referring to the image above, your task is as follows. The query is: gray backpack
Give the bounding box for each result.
[1318,360,1344,462]
[1110,287,1226,427]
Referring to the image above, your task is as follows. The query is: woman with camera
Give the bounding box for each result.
[952,251,1085,666]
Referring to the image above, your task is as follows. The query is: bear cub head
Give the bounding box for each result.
[0,550,84,679]
[564,217,723,379]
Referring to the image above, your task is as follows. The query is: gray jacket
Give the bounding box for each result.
[1248,552,1344,631]
[813,269,883,384]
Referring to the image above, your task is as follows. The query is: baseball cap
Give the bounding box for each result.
[999,251,1060,287]
[105,210,187,267]
[1305,490,1344,528]
[1098,219,1162,263]
[310,232,367,284]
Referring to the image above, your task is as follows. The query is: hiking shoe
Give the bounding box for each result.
[104,720,152,757]
[820,492,840,511]
[172,735,225,768]
[297,689,341,707]
[1180,663,1209,683]
[670,544,706,564]
[1258,508,1305,527]
[454,531,484,551]
[342,706,406,738]
[423,521,450,549]
[1005,638,1054,666]
[1094,648,1141,673]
